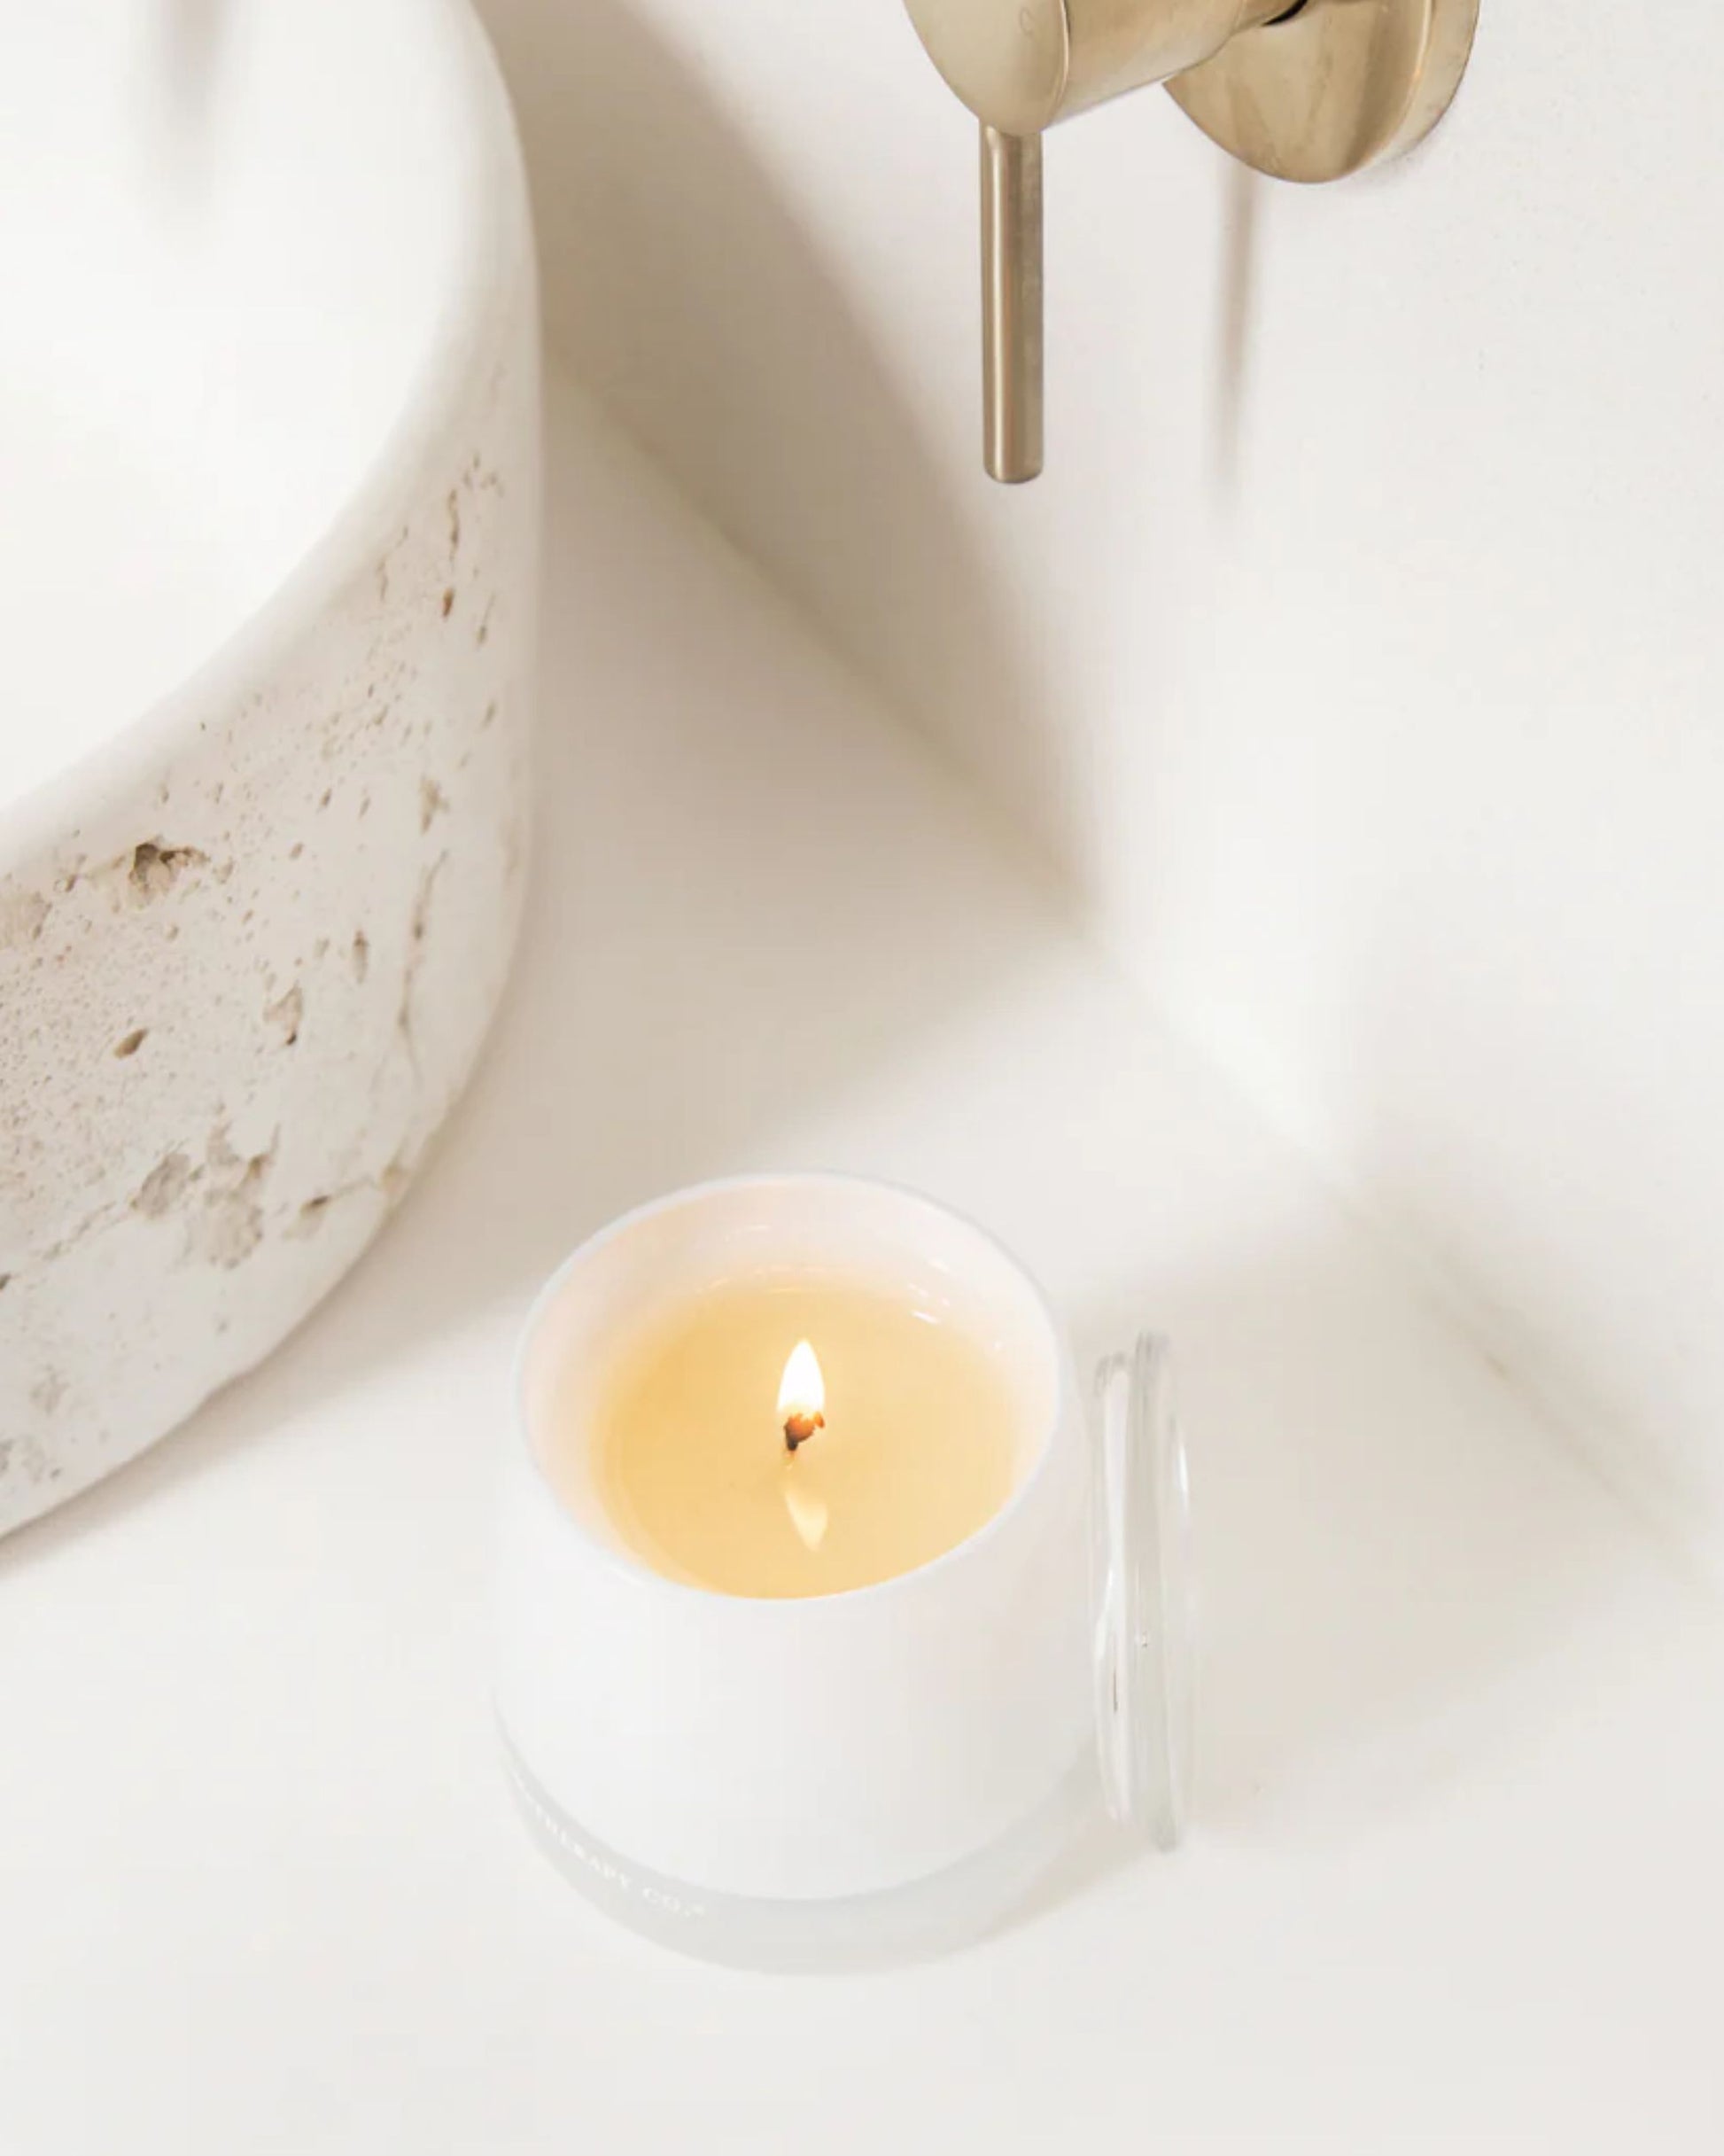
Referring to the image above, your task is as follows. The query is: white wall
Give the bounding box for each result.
[478,0,1724,1574]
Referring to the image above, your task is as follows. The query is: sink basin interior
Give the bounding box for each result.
[0,0,486,810]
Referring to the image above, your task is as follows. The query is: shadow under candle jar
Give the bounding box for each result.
[493,1175,1192,1967]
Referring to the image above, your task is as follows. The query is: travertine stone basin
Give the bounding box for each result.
[0,0,539,1531]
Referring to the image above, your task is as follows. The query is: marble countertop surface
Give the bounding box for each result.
[2,377,1719,2153]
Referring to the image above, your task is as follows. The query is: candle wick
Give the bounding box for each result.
[783,1410,824,1454]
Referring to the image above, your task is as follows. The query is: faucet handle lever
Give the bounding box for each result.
[908,0,1479,483]
[980,124,1044,485]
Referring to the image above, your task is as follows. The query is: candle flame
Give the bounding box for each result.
[780,1341,827,1538]
[777,1339,826,1423]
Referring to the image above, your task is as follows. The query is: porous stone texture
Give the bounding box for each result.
[0,257,537,1536]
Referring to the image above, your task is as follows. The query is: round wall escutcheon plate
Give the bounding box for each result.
[1167,0,1480,183]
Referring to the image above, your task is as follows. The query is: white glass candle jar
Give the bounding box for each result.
[493,1175,1192,1966]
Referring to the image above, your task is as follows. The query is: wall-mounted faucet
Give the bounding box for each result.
[904,0,1479,481]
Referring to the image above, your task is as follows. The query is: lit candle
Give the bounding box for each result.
[494,1175,1192,1965]
[579,1287,1023,1598]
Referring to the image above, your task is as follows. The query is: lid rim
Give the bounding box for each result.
[1091,1333,1192,1851]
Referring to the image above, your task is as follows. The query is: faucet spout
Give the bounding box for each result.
[980,124,1044,484]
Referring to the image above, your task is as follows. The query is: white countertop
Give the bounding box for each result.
[2,378,1720,2152]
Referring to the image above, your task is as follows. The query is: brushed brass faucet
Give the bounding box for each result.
[904,0,1479,481]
